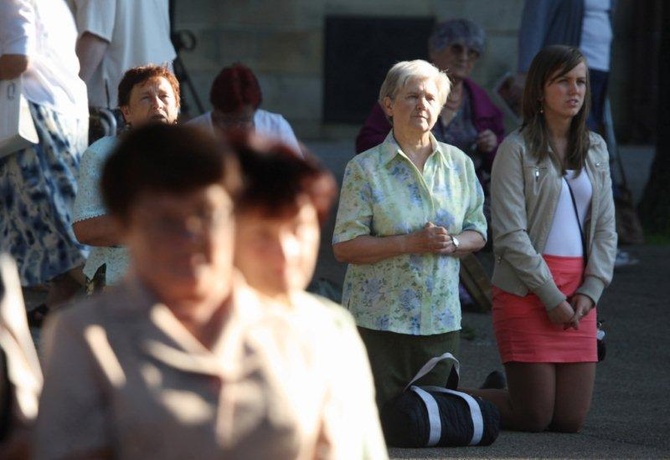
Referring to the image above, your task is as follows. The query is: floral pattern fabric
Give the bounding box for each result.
[0,102,88,286]
[333,133,487,335]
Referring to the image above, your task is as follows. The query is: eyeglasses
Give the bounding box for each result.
[139,206,234,241]
[448,43,480,60]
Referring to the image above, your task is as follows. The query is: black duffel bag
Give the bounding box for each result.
[380,353,501,447]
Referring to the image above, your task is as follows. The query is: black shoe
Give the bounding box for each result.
[479,370,506,390]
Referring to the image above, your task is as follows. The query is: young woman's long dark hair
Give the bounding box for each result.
[520,45,591,172]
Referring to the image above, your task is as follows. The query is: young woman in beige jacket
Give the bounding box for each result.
[476,45,617,433]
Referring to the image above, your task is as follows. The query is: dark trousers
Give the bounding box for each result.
[357,327,460,410]
[588,68,609,133]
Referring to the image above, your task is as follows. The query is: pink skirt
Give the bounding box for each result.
[492,255,597,363]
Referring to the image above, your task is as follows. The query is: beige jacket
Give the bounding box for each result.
[34,277,387,460]
[490,130,617,310]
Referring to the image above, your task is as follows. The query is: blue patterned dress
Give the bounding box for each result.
[0,102,88,286]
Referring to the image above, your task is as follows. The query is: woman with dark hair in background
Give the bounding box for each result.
[188,62,301,153]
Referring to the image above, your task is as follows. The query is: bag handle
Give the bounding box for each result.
[404,352,460,391]
[411,385,485,446]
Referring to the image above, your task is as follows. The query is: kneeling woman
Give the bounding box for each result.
[479,45,617,432]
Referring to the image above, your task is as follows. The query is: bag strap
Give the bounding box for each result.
[564,177,588,265]
[411,385,485,446]
[403,352,459,391]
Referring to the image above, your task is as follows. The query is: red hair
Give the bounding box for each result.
[209,63,263,113]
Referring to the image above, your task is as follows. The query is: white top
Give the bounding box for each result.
[66,0,176,108]
[72,135,130,285]
[580,0,613,72]
[544,170,593,258]
[0,0,88,118]
[188,109,302,155]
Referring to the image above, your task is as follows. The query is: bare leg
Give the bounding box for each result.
[467,362,595,433]
[549,362,596,432]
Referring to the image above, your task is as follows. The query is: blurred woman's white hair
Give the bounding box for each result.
[378,59,451,107]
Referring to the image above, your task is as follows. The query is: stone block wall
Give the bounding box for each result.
[173,0,639,142]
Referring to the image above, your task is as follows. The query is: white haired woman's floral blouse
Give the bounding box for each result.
[333,132,487,335]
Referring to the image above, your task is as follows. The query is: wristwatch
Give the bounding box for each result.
[451,235,460,250]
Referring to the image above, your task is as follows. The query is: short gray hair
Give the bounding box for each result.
[378,59,451,107]
[428,19,486,56]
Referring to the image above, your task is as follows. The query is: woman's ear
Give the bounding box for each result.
[381,96,394,119]
[119,105,131,127]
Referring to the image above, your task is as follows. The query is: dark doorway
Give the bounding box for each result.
[323,16,435,124]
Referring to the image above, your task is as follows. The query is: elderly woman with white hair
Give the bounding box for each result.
[356,19,505,181]
[333,59,487,409]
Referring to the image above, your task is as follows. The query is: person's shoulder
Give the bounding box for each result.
[254,109,289,126]
[493,130,528,164]
[435,140,473,166]
[348,140,388,170]
[463,78,490,99]
[87,135,118,154]
[588,130,606,147]
[588,131,609,160]
[186,111,212,127]
[79,136,119,174]
[500,129,526,149]
[292,291,356,328]
[43,294,107,336]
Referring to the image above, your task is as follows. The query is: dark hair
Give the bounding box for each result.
[230,133,337,226]
[521,45,591,171]
[117,64,181,109]
[209,63,263,113]
[101,124,240,223]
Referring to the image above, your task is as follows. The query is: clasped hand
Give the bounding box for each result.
[409,222,457,255]
[547,294,594,330]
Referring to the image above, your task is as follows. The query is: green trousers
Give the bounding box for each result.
[357,327,460,410]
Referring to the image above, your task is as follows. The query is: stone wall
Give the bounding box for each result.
[173,0,642,142]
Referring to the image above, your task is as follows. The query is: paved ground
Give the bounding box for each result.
[305,140,669,459]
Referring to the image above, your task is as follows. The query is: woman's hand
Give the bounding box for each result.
[547,300,576,328]
[0,54,29,80]
[408,222,455,255]
[476,129,498,153]
[565,294,595,330]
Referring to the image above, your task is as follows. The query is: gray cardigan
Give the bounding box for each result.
[490,130,617,310]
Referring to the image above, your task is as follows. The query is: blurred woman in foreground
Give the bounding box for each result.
[231,133,388,459]
[34,124,386,459]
